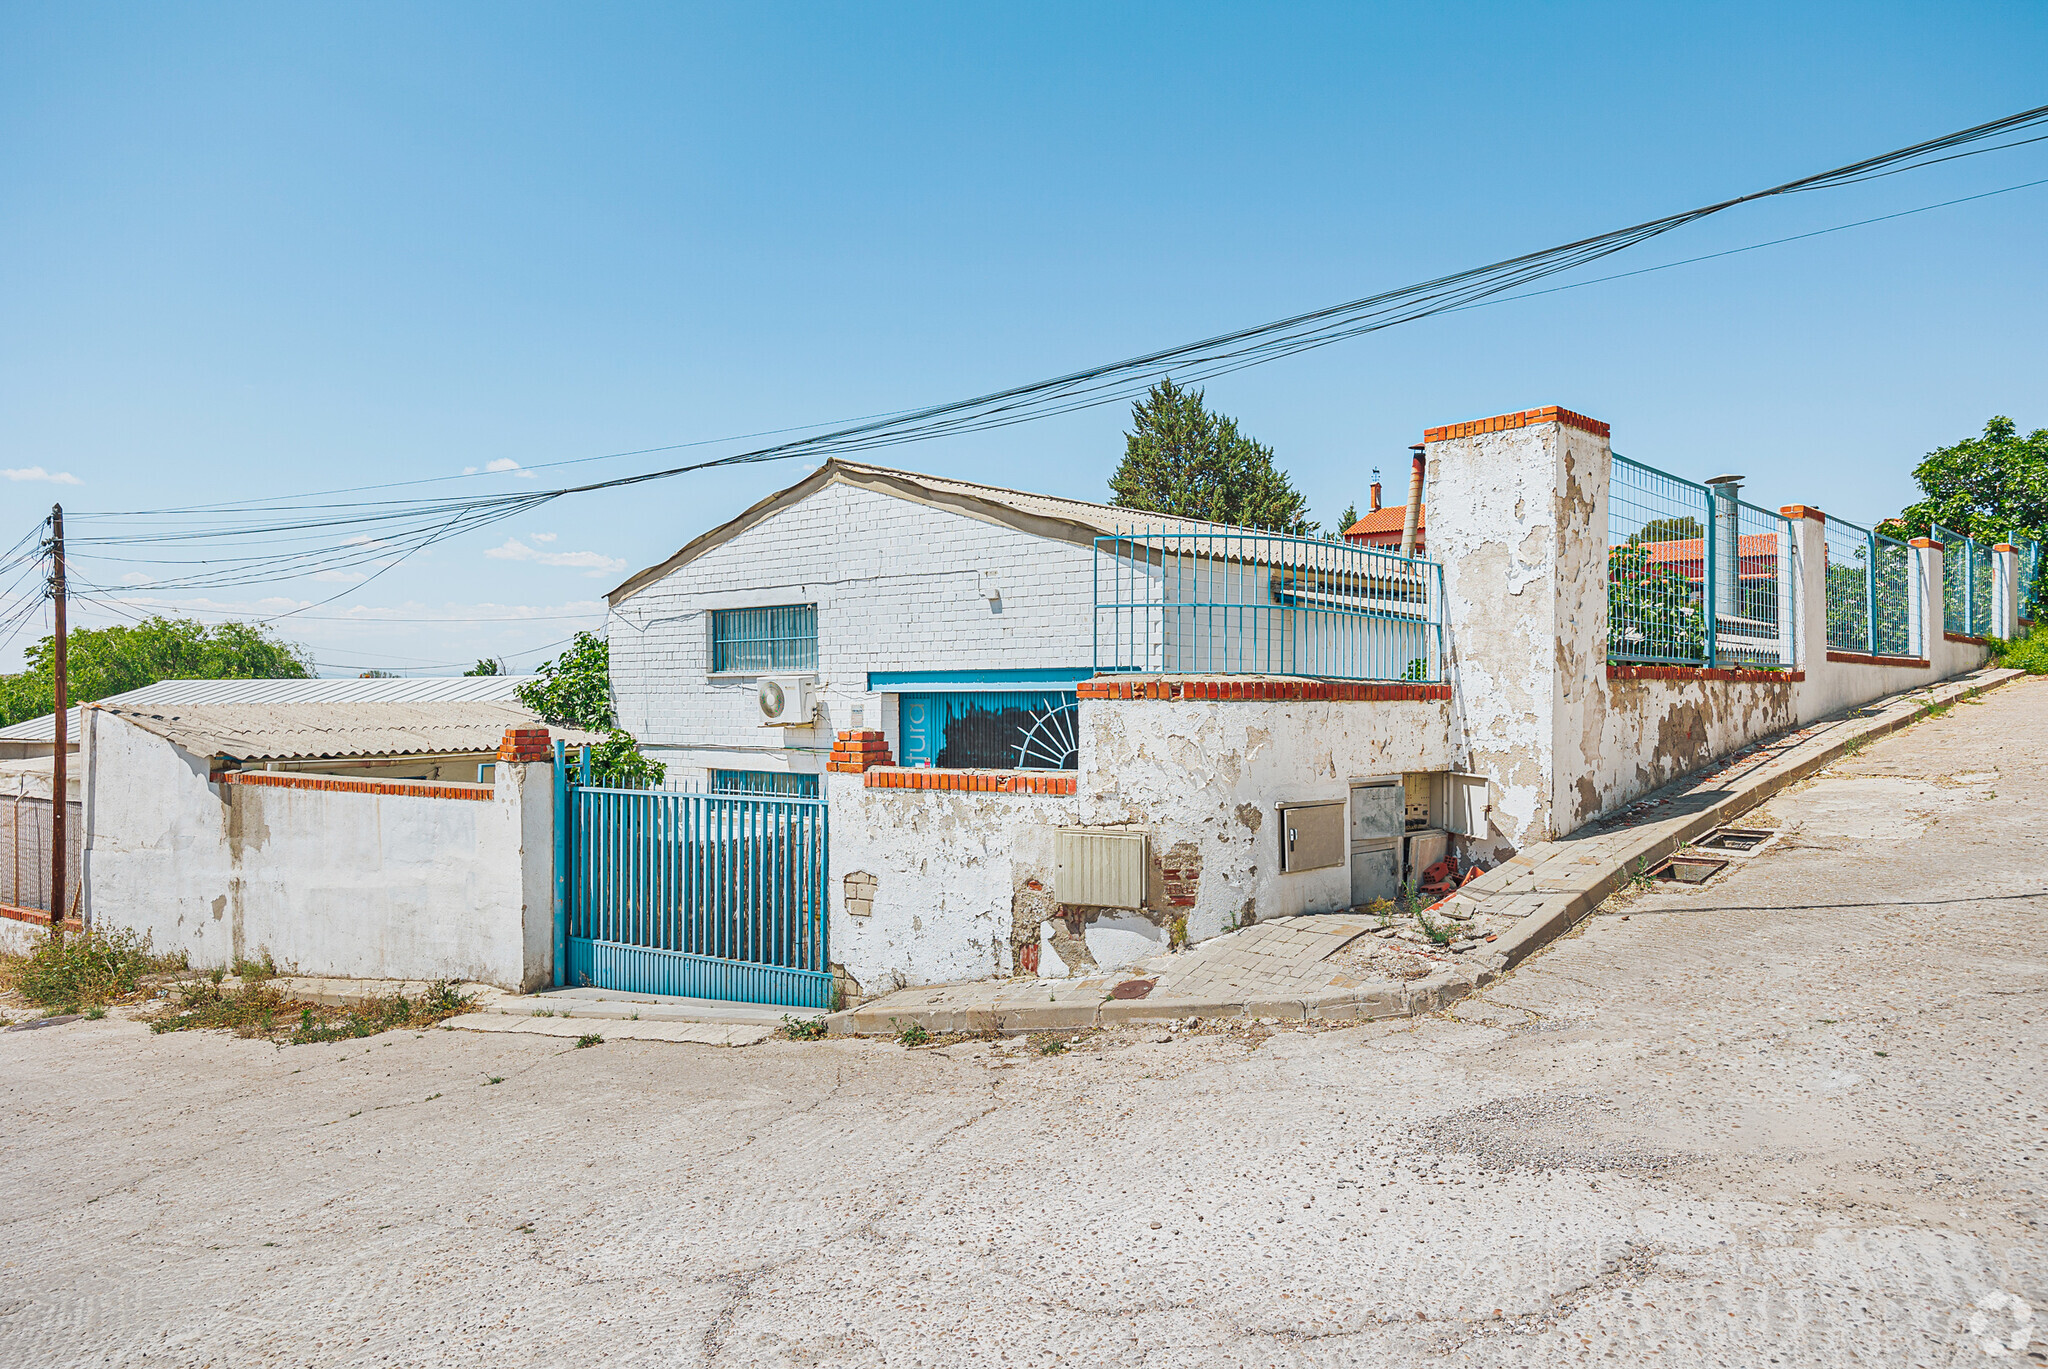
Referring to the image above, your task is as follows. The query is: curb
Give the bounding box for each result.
[1477,666,2024,972]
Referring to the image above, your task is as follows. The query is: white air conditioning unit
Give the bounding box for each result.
[756,674,817,727]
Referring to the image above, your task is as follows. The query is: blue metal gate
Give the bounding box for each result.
[552,744,832,1008]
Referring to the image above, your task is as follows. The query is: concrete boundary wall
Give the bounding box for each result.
[1426,409,2000,840]
[84,712,555,990]
[826,694,1453,995]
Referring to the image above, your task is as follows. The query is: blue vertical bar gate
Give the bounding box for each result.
[553,757,832,1009]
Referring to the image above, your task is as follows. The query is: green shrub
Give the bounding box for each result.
[1989,627,2048,675]
[5,929,181,1011]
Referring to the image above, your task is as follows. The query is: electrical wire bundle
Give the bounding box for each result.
[4,100,2046,653]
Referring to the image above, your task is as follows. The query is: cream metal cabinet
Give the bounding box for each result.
[1278,801,1346,874]
[1054,828,1148,908]
[1347,780,1403,905]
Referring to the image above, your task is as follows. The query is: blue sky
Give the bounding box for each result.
[3,2,2044,674]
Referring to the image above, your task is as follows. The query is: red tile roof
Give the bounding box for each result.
[1343,504,1424,542]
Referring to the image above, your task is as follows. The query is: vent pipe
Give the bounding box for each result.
[1400,444,1425,558]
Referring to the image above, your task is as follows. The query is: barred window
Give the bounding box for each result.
[710,604,817,673]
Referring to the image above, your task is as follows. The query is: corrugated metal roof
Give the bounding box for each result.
[95,701,600,762]
[0,675,539,745]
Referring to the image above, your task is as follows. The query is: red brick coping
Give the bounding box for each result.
[1944,632,1988,646]
[1825,650,1931,669]
[862,768,1076,795]
[827,729,894,774]
[211,771,495,801]
[1424,405,1610,443]
[0,902,80,932]
[1077,678,1450,702]
[1607,665,1803,683]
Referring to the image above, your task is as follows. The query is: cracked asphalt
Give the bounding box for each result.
[2,676,2043,1367]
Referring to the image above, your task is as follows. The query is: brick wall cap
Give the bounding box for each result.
[1422,405,1609,444]
[1908,537,1936,548]
[1994,543,2017,553]
[1779,504,1825,522]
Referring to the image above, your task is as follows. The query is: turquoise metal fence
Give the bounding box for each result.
[554,742,831,1008]
[1822,515,1915,657]
[1607,455,1795,667]
[2022,540,2042,622]
[1933,524,1994,637]
[1092,527,1444,681]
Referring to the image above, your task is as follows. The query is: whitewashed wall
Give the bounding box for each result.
[607,478,1099,784]
[84,713,555,989]
[827,695,1451,992]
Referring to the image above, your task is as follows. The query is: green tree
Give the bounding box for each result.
[1607,542,1705,662]
[1108,378,1314,533]
[0,616,313,727]
[465,657,504,676]
[1889,416,2048,546]
[1637,515,1704,546]
[515,630,664,787]
[1337,503,1360,534]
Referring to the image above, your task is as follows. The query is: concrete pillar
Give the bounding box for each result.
[1780,506,1827,667]
[1425,405,1611,849]
[1992,544,2021,639]
[1909,538,1943,655]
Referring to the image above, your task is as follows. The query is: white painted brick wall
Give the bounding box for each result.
[607,480,1099,764]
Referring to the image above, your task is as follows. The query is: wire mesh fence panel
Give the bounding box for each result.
[1721,501,1796,667]
[1608,454,1712,665]
[1093,527,1444,681]
[1823,518,1873,653]
[1936,526,1967,635]
[2022,540,2042,621]
[1970,540,1994,635]
[1872,534,1915,656]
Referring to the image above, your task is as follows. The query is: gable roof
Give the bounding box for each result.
[0,675,542,747]
[1344,504,1426,539]
[607,458,1247,605]
[94,700,599,763]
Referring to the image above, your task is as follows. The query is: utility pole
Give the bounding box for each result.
[48,504,67,943]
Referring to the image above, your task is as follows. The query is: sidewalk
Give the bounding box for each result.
[829,665,2025,1036]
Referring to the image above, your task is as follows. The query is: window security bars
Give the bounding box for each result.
[711,770,821,798]
[1823,515,1915,657]
[710,604,818,673]
[1092,527,1444,682]
[1607,455,1796,668]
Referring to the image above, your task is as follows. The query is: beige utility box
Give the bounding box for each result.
[1054,828,1149,908]
[1401,771,1494,837]
[1277,800,1347,873]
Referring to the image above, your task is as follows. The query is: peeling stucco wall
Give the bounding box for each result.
[826,695,1452,990]
[1428,418,1611,848]
[85,714,553,989]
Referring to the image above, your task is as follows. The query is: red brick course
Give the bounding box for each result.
[1423,405,1610,443]
[1075,678,1450,702]
[498,726,552,763]
[1944,631,1988,646]
[0,902,80,932]
[1606,665,1803,684]
[862,768,1076,795]
[211,771,495,801]
[828,729,895,774]
[1825,651,1930,669]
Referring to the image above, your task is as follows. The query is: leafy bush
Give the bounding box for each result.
[1990,628,2048,675]
[4,929,183,1011]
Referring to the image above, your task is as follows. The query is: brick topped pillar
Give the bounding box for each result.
[498,727,552,763]
[1907,537,1944,651]
[827,729,894,773]
[1425,405,1611,847]
[1992,544,2021,638]
[1779,505,1827,667]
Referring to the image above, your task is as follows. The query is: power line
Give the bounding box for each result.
[42,101,2048,611]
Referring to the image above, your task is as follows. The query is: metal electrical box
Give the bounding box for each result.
[1054,828,1148,908]
[1278,800,1346,873]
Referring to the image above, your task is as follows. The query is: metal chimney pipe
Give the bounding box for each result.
[1400,445,1425,558]
[1704,474,1743,625]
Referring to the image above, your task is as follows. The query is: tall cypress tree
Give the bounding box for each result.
[1108,378,1315,533]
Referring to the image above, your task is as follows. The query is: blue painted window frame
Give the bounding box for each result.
[711,604,817,673]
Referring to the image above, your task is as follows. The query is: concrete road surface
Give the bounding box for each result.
[2,676,2043,1367]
